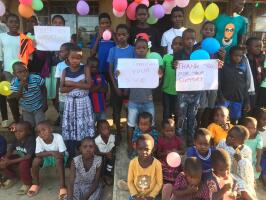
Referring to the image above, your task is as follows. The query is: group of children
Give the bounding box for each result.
[0,0,265,199]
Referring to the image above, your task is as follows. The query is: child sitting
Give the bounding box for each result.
[88,57,108,121]
[128,134,162,199]
[68,137,102,200]
[207,106,232,146]
[158,118,184,185]
[95,120,115,185]
[28,121,68,198]
[0,134,7,186]
[207,149,238,200]
[241,117,263,180]
[10,61,47,127]
[0,122,34,194]
[162,157,210,200]
[187,128,215,180]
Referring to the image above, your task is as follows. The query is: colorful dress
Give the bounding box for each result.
[73,155,102,200]
[62,65,95,141]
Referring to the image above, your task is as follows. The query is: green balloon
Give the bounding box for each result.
[147,16,158,25]
[32,0,44,11]
[147,52,163,66]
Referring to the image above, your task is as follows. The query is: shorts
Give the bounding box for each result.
[22,108,45,127]
[41,154,68,168]
[127,101,155,127]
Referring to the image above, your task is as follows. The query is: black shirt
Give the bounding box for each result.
[10,135,36,157]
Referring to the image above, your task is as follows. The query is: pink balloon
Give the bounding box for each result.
[153,4,165,19]
[176,0,190,8]
[112,0,128,12]
[166,152,181,168]
[140,0,150,7]
[77,0,90,15]
[103,30,112,41]
[113,8,125,17]
[19,0,32,5]
[126,2,138,21]
[162,1,176,14]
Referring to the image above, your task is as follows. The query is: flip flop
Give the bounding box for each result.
[16,184,30,195]
[27,184,41,197]
[58,187,67,200]
[2,179,17,189]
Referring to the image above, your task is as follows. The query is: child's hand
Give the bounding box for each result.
[217,59,224,69]
[52,152,63,159]
[218,48,226,61]
[8,122,16,133]
[106,152,113,160]
[187,184,199,193]
[256,163,262,172]
[222,183,232,192]
[244,104,251,113]
[158,69,163,78]
[234,153,241,162]
[172,60,179,69]
[115,70,120,78]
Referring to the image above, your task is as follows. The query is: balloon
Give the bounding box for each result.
[102,30,112,41]
[19,0,32,5]
[201,37,221,54]
[112,0,127,12]
[162,1,176,15]
[176,0,190,8]
[153,4,165,19]
[126,2,138,20]
[166,152,181,168]
[147,7,157,25]
[147,52,163,65]
[0,1,6,17]
[18,4,34,18]
[189,2,205,24]
[190,49,210,60]
[0,81,12,96]
[113,8,125,17]
[32,0,43,11]
[140,0,149,7]
[205,3,219,21]
[76,0,90,15]
[135,0,142,3]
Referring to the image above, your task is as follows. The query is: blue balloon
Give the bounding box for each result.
[201,37,221,54]
[190,49,210,60]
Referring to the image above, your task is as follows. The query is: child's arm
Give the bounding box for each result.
[8,79,27,99]
[213,183,232,200]
[36,151,63,159]
[128,160,139,198]
[90,32,102,56]
[67,160,76,200]
[148,161,163,198]
[3,154,31,166]
[60,69,75,93]
[40,84,48,112]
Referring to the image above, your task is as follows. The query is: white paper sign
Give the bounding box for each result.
[34,26,71,51]
[117,59,159,88]
[176,59,218,91]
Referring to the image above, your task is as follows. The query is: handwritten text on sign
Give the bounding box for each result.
[34,26,71,51]
[176,60,218,91]
[117,59,159,88]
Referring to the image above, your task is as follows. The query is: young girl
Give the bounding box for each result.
[187,128,215,180]
[207,149,238,200]
[241,117,263,180]
[128,134,162,199]
[158,118,184,185]
[68,137,102,200]
[207,106,232,146]
[61,46,94,161]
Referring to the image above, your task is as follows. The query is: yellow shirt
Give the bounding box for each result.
[207,123,232,146]
[127,157,163,198]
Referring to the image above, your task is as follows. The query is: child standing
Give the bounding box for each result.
[207,106,232,146]
[128,134,162,199]
[161,36,182,121]
[161,7,186,54]
[174,28,201,146]
[108,24,135,137]
[61,47,94,161]
[68,137,102,200]
[0,122,34,194]
[241,117,263,180]
[10,62,47,127]
[88,57,108,121]
[28,121,68,198]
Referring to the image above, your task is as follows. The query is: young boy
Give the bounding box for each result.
[0,122,34,194]
[129,4,160,52]
[88,57,108,121]
[28,121,67,198]
[108,24,135,138]
[217,46,250,123]
[161,7,186,54]
[174,28,201,146]
[90,13,115,80]
[10,62,47,127]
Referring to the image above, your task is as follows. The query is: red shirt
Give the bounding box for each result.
[158,135,183,160]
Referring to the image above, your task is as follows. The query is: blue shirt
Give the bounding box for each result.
[11,74,45,112]
[131,127,159,144]
[89,34,115,73]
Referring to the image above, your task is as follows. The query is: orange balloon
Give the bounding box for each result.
[18,4,34,18]
[135,0,142,3]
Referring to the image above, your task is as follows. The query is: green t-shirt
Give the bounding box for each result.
[261,59,266,88]
[161,54,176,95]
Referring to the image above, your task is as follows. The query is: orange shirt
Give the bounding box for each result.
[207,123,232,146]
[19,33,35,66]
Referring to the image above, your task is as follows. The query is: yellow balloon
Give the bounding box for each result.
[0,81,12,96]
[205,3,219,21]
[189,2,205,24]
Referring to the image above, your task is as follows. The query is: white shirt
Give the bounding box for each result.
[161,27,186,54]
[35,133,67,154]
[95,134,115,153]
[55,61,69,102]
[0,32,20,73]
[259,129,266,147]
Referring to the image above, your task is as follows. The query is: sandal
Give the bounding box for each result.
[58,187,67,200]
[2,179,17,189]
[27,184,41,197]
[16,184,30,195]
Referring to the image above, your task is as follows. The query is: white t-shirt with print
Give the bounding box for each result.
[95,134,115,153]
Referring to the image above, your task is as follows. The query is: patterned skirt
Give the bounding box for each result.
[62,89,95,141]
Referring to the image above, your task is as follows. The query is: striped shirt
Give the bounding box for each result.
[11,74,44,112]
